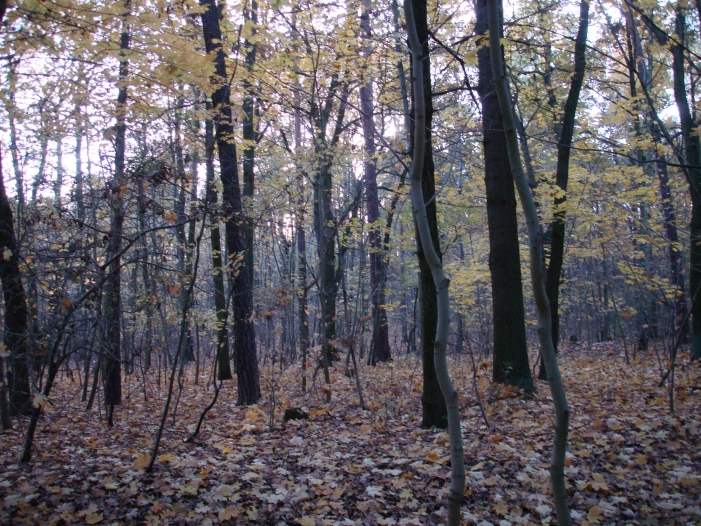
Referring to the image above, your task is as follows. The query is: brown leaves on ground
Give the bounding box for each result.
[0,343,699,524]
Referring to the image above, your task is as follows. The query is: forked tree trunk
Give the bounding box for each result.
[200,0,260,404]
[405,1,464,523]
[487,0,571,522]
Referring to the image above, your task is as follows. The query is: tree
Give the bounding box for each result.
[487,0,572,520]
[476,0,534,391]
[540,0,590,378]
[200,0,260,404]
[407,0,448,429]
[360,0,391,364]
[405,1,465,522]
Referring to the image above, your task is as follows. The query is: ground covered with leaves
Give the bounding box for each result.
[0,343,699,525]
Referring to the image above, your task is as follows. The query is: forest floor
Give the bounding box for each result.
[0,342,699,525]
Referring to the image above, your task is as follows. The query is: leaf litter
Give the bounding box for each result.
[0,343,699,525]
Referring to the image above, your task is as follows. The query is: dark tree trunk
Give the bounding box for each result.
[0,151,30,417]
[540,0,589,379]
[242,0,257,290]
[409,0,447,429]
[102,1,131,417]
[654,145,688,341]
[670,9,701,360]
[205,115,233,381]
[476,0,534,391]
[200,0,260,403]
[360,0,391,364]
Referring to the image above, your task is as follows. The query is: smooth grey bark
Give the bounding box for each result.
[405,0,465,523]
[487,0,571,522]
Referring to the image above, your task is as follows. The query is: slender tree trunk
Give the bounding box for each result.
[476,0,534,391]
[670,8,701,360]
[405,2,464,523]
[360,0,391,364]
[205,115,233,380]
[242,0,258,291]
[487,0,571,521]
[539,0,589,379]
[407,0,448,429]
[102,0,131,422]
[200,0,260,403]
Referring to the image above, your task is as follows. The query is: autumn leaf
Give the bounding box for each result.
[133,453,150,468]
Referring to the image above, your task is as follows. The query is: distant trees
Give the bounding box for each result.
[0,0,697,490]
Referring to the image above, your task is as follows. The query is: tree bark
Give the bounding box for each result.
[407,0,448,429]
[0,151,30,417]
[539,0,589,379]
[476,0,534,391]
[205,114,233,381]
[242,0,257,290]
[487,0,571,521]
[405,2,465,523]
[360,0,391,364]
[200,0,260,403]
[102,0,131,419]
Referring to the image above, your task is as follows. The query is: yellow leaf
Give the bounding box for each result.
[425,450,441,462]
[133,452,150,468]
[104,482,119,490]
[84,512,103,524]
[587,505,603,523]
[158,453,175,462]
[298,517,316,526]
[164,210,178,224]
[219,506,240,521]
[245,411,261,422]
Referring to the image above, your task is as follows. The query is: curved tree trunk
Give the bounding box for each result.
[407,0,448,430]
[405,2,465,523]
[487,0,571,521]
[540,0,589,379]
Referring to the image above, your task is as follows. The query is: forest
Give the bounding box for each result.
[0,0,699,523]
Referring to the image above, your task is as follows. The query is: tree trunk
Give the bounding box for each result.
[405,2,465,523]
[0,151,30,416]
[360,0,391,364]
[205,114,233,381]
[476,0,534,391]
[487,0,571,521]
[242,0,257,291]
[539,0,589,379]
[102,0,131,420]
[407,0,448,429]
[200,0,260,403]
